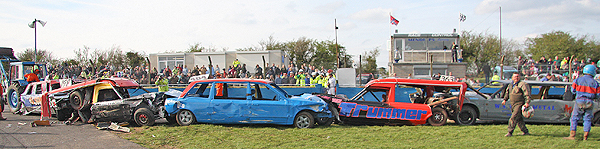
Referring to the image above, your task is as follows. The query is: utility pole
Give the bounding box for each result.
[335,19,339,68]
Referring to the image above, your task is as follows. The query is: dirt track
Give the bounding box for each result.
[0,105,144,149]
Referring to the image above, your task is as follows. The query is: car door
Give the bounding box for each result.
[209,82,250,123]
[248,82,289,124]
[526,85,571,123]
[182,82,214,122]
[484,84,512,120]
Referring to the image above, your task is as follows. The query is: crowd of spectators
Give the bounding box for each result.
[516,56,600,81]
[47,59,337,87]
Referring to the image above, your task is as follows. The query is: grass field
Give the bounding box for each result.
[118,123,598,149]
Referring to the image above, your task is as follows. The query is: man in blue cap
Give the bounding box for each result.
[564,64,599,140]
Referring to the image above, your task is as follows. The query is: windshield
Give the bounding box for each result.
[270,83,291,97]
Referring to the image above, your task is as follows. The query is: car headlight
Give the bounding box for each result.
[176,101,185,109]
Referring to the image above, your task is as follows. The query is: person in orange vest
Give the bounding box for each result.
[25,69,41,83]
[0,85,6,120]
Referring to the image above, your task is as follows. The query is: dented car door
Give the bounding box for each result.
[248,83,290,124]
[209,82,250,123]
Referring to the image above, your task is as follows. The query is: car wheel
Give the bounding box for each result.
[427,107,448,126]
[166,115,177,125]
[455,106,477,125]
[593,112,600,126]
[7,85,21,113]
[316,117,333,126]
[176,110,196,126]
[293,111,315,128]
[69,91,86,110]
[56,108,72,121]
[134,108,155,126]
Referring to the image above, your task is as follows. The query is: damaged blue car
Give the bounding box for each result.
[164,79,333,128]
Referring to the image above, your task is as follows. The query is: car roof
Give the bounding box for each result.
[492,80,572,86]
[366,78,467,88]
[189,78,273,84]
[48,77,139,94]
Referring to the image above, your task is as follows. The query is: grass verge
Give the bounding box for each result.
[118,123,598,149]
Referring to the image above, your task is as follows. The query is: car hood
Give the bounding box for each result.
[287,93,328,104]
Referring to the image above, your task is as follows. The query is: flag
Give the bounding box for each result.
[390,15,399,26]
[38,20,46,27]
[459,13,466,22]
[28,21,35,28]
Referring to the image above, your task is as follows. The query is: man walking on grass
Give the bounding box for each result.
[564,65,599,140]
[502,72,531,137]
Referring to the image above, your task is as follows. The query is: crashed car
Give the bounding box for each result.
[318,78,476,126]
[164,79,333,128]
[467,80,600,125]
[89,89,181,126]
[47,78,153,124]
[9,80,61,116]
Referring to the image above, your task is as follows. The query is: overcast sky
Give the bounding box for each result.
[1,0,599,67]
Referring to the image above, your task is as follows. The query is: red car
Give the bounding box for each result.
[319,78,472,126]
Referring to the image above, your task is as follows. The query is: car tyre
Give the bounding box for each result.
[593,112,600,126]
[293,111,315,128]
[176,110,196,126]
[56,108,72,121]
[7,85,22,113]
[316,117,333,126]
[427,107,448,126]
[134,108,155,126]
[69,91,86,110]
[166,115,177,125]
[455,106,477,125]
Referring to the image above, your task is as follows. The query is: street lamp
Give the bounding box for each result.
[28,18,46,62]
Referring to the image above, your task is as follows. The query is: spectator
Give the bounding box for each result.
[155,75,169,92]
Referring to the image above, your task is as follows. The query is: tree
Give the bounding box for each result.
[280,37,352,70]
[525,31,599,62]
[16,48,58,64]
[74,46,92,66]
[126,51,147,68]
[460,31,521,76]
[186,43,218,53]
[360,48,380,74]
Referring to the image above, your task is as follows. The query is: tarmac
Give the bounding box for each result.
[0,105,145,149]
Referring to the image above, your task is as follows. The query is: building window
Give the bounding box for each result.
[158,56,184,71]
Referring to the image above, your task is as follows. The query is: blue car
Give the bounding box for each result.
[164,79,333,128]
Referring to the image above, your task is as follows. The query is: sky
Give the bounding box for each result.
[1,0,600,68]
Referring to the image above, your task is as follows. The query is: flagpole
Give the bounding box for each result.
[34,18,37,62]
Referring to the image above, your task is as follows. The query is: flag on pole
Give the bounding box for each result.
[38,20,46,27]
[390,15,399,26]
[459,13,466,22]
[28,20,35,28]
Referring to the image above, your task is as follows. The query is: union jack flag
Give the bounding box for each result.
[390,15,399,26]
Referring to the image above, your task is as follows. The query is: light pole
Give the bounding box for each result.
[335,19,339,68]
[28,18,46,62]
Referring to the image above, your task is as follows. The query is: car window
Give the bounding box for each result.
[251,83,278,101]
[98,89,119,102]
[51,83,61,90]
[353,88,388,102]
[24,85,32,95]
[187,82,212,98]
[220,82,248,100]
[35,84,42,94]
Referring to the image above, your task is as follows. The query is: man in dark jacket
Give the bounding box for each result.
[502,72,531,137]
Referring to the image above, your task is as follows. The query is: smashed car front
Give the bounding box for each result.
[287,94,333,119]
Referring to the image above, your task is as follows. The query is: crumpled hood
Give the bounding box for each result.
[287,93,328,105]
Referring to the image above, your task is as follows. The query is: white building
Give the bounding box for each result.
[148,50,287,73]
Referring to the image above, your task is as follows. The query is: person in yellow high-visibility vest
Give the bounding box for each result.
[491,74,501,84]
[155,75,169,92]
[309,72,319,87]
[295,69,306,86]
